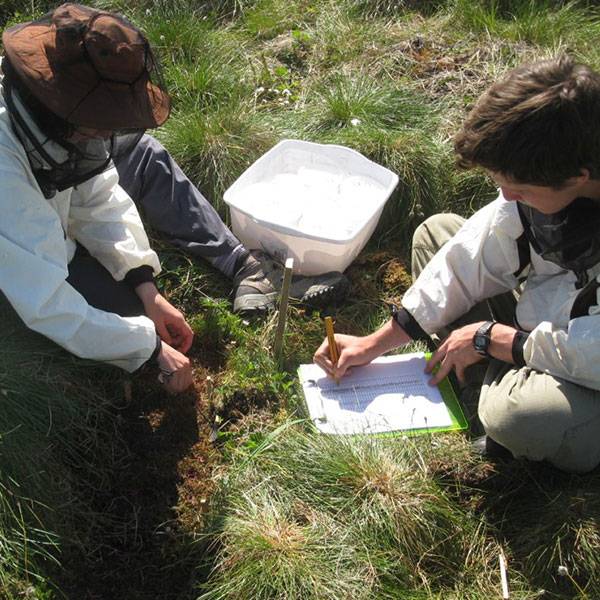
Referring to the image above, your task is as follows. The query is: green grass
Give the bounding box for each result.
[199,430,496,599]
[4,0,600,597]
[0,297,127,597]
[450,0,600,50]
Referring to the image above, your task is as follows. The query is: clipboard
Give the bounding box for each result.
[297,351,467,436]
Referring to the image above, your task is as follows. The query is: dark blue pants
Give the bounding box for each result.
[115,135,244,276]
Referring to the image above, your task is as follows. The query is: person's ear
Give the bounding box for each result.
[564,169,590,189]
[578,168,591,183]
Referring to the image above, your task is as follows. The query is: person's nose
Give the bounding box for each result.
[501,187,522,202]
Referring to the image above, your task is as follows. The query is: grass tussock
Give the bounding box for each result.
[449,0,600,53]
[158,107,275,209]
[200,430,500,599]
[309,73,436,133]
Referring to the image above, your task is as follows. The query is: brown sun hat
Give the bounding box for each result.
[2,3,170,130]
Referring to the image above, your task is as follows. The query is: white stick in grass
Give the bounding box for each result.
[499,549,509,599]
[273,258,294,364]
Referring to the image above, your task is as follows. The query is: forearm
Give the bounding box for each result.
[135,281,194,353]
[368,318,412,355]
[9,285,157,372]
[135,280,160,305]
[488,323,520,364]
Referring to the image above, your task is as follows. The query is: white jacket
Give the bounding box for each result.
[402,197,600,391]
[0,82,161,372]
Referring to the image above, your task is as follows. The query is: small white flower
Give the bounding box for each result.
[350,117,361,127]
[557,565,569,577]
[282,88,292,96]
[145,8,151,15]
[159,34,165,41]
[255,86,265,94]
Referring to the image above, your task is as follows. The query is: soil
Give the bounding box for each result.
[56,360,221,600]
[347,246,412,303]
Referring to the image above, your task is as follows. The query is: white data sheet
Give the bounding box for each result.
[298,352,454,435]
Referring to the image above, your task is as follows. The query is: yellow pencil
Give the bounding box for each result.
[324,316,339,384]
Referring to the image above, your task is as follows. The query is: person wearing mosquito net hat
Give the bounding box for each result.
[0,4,349,392]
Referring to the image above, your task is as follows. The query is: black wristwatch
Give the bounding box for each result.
[472,321,497,357]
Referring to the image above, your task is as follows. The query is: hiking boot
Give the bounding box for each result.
[471,435,514,463]
[232,250,350,314]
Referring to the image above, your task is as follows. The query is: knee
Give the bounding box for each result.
[412,213,464,249]
[136,133,168,160]
[479,371,600,472]
[478,372,559,461]
[413,214,444,248]
[411,213,466,279]
[478,389,528,452]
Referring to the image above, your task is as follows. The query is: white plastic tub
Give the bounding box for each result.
[223,139,399,275]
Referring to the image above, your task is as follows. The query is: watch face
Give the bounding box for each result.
[474,334,487,354]
[473,321,494,356]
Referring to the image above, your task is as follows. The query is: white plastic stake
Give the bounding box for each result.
[273,258,294,364]
[499,550,509,599]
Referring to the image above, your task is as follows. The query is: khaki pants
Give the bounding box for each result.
[412,214,600,473]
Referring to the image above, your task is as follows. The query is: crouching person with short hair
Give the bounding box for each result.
[314,55,600,473]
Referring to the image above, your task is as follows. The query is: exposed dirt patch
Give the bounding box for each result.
[348,247,412,302]
[56,368,222,599]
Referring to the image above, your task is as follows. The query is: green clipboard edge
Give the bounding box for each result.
[297,352,469,437]
[407,352,468,436]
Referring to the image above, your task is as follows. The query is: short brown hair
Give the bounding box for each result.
[454,55,600,188]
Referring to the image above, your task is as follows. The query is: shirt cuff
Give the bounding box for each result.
[391,304,430,341]
[124,265,155,289]
[512,330,529,367]
[149,333,162,364]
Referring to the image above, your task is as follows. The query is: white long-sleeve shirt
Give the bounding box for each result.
[0,82,161,372]
[402,197,600,391]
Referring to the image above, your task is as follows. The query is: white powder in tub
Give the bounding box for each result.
[232,167,385,240]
